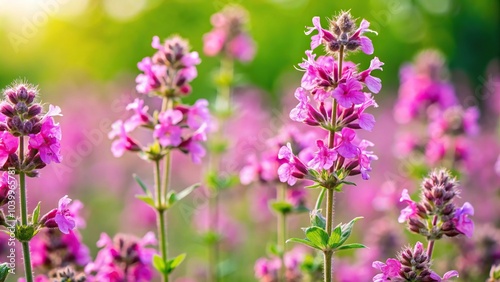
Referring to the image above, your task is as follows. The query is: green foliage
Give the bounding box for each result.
[0,263,9,282]
[153,253,187,275]
[205,171,239,192]
[31,202,41,225]
[287,216,365,253]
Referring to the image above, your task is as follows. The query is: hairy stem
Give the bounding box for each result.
[18,137,33,282]
[323,251,332,282]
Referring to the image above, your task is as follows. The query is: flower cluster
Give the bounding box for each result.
[203,4,255,61]
[136,36,201,96]
[398,169,474,239]
[0,83,62,176]
[279,13,381,188]
[84,232,157,281]
[373,242,458,282]
[109,97,210,163]
[394,50,480,167]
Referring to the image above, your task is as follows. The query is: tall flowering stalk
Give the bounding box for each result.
[0,81,77,282]
[109,36,210,282]
[282,12,382,281]
[373,169,473,281]
[202,5,255,282]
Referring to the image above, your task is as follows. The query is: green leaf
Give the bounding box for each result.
[293,205,310,213]
[32,202,41,225]
[286,238,319,250]
[339,217,363,246]
[152,254,166,273]
[328,226,342,248]
[202,231,221,245]
[270,201,293,214]
[175,183,199,202]
[336,243,366,251]
[339,180,357,186]
[136,195,156,209]
[0,262,9,282]
[166,253,186,274]
[167,192,177,207]
[305,226,329,250]
[133,174,151,195]
[304,183,322,189]
[309,210,326,229]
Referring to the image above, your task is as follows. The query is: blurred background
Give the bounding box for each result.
[0,0,499,281]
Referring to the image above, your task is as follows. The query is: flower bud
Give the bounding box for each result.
[27,104,42,118]
[0,103,15,117]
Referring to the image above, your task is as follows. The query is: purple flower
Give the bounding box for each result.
[254,257,280,281]
[182,123,207,164]
[40,195,76,234]
[154,109,183,147]
[0,131,18,167]
[398,189,418,223]
[290,87,310,122]
[278,143,298,186]
[332,78,365,108]
[28,117,62,164]
[336,128,358,158]
[125,98,151,130]
[308,139,337,170]
[358,139,377,180]
[109,120,141,158]
[135,57,166,94]
[187,99,210,131]
[429,270,459,281]
[372,258,401,282]
[453,202,474,238]
[305,16,336,50]
[358,57,384,93]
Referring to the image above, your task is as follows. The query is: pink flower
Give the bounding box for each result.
[332,78,365,108]
[228,33,255,62]
[187,99,210,131]
[336,128,358,158]
[308,140,337,170]
[203,29,226,56]
[0,172,10,207]
[181,123,207,164]
[135,57,166,94]
[278,143,298,186]
[349,19,376,55]
[358,57,384,93]
[125,98,151,130]
[109,120,140,157]
[305,16,336,50]
[372,258,401,281]
[0,131,18,167]
[358,139,377,180]
[453,202,474,238]
[290,88,310,122]
[254,257,281,281]
[28,117,62,164]
[154,109,183,147]
[398,189,418,223]
[429,270,459,281]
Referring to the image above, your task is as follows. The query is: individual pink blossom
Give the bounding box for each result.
[336,128,358,158]
[453,202,474,238]
[398,189,418,223]
[332,78,365,108]
[278,143,298,186]
[358,57,384,93]
[290,87,310,122]
[187,99,210,131]
[28,117,62,164]
[135,57,166,94]
[0,172,10,207]
[308,139,337,170]
[154,109,184,147]
[181,123,207,164]
[125,98,151,130]
[358,139,377,180]
[54,195,77,234]
[372,258,401,282]
[0,131,18,167]
[109,120,140,158]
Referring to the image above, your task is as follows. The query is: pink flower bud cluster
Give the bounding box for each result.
[0,83,63,176]
[399,169,474,239]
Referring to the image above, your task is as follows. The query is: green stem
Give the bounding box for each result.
[155,159,168,282]
[427,215,438,259]
[315,188,326,211]
[323,251,332,282]
[277,184,287,282]
[18,137,33,282]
